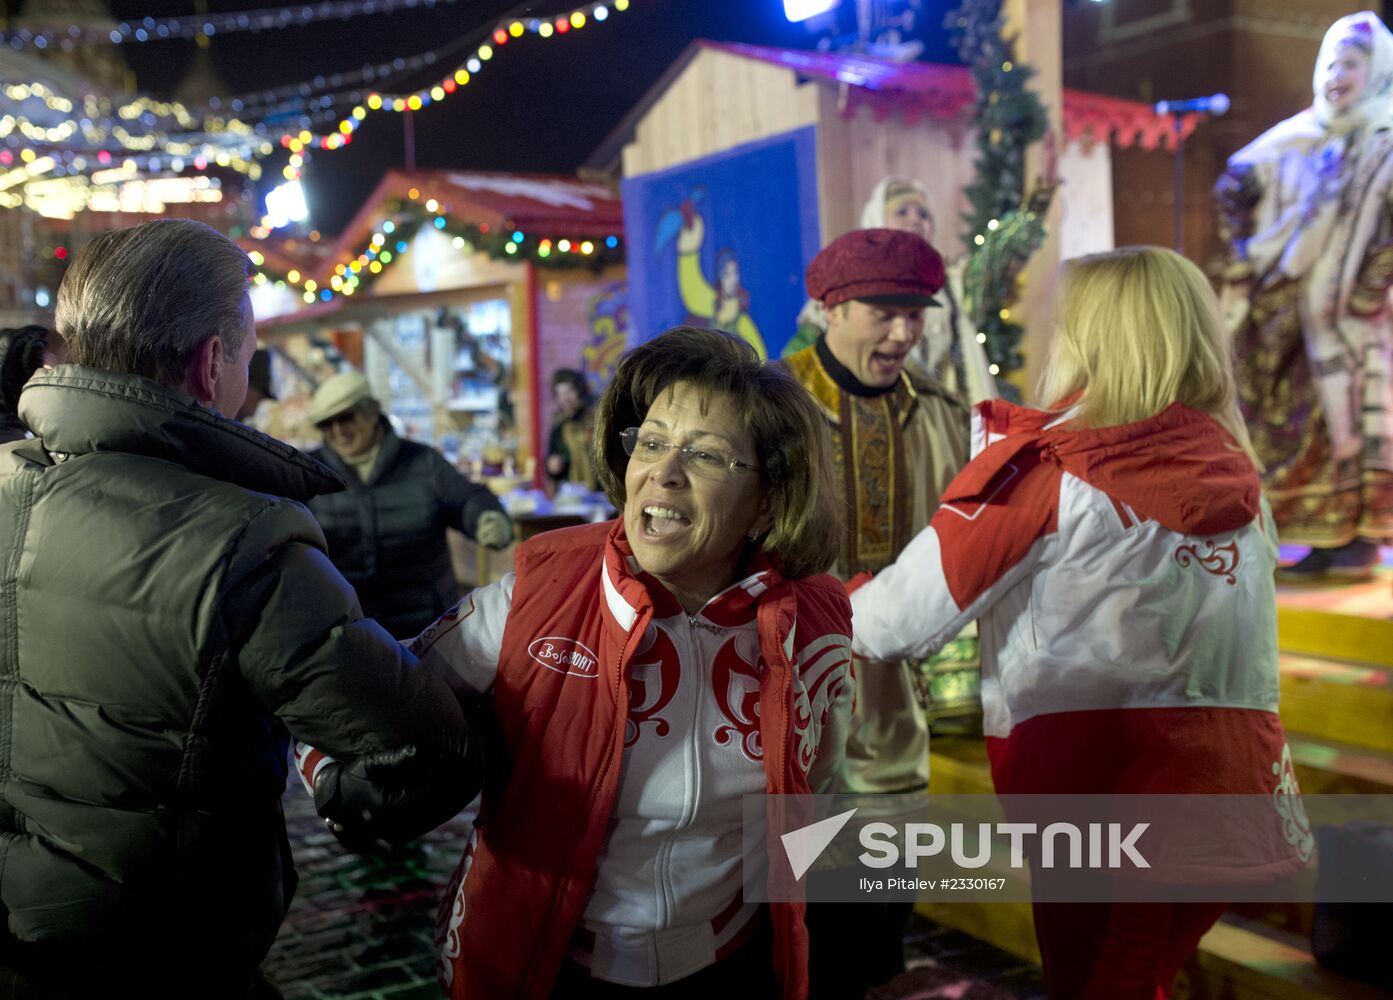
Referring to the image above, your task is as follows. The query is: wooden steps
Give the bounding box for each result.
[1288,734,1393,794]
[914,897,1390,1000]
[921,727,1393,999]
[928,731,1393,797]
[1275,604,1393,674]
[1278,653,1393,755]
[1188,917,1393,1000]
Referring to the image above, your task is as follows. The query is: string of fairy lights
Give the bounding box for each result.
[2,0,638,219]
[1,81,260,146]
[249,186,624,305]
[0,0,457,50]
[279,0,632,170]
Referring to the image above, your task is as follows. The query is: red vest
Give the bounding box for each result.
[434,520,851,999]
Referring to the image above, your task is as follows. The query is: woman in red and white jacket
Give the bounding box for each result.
[849,246,1311,999]
[409,327,851,999]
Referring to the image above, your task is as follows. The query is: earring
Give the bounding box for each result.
[749,528,761,541]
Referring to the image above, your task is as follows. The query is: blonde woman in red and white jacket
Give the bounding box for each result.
[389,328,851,999]
[849,247,1311,1000]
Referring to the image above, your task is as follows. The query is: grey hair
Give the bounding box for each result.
[55,219,253,388]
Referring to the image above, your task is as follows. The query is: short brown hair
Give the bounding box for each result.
[593,326,839,580]
[56,219,253,389]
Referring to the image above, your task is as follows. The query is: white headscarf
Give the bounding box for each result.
[1312,11,1393,134]
[856,177,955,377]
[859,176,935,231]
[1228,12,1393,281]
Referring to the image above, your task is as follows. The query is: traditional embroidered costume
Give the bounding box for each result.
[784,337,968,792]
[1216,12,1393,551]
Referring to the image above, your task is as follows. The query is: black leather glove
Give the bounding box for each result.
[313,743,481,852]
[312,696,504,853]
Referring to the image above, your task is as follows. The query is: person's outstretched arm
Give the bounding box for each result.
[296,571,516,846]
[851,446,1059,663]
[224,501,486,842]
[434,449,513,550]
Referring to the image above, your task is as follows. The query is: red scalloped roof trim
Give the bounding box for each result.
[701,41,1197,151]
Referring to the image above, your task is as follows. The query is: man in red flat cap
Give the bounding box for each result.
[784,227,970,997]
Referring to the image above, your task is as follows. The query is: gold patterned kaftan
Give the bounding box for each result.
[783,343,969,792]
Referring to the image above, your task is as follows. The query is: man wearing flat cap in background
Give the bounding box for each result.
[306,371,514,640]
[784,227,970,997]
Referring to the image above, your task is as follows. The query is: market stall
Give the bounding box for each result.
[250,169,627,481]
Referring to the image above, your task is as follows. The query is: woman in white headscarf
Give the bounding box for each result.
[783,178,1000,404]
[1216,10,1393,580]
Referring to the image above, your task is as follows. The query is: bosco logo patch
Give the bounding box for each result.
[528,636,600,679]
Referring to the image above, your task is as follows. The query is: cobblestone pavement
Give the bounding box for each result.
[267,790,1045,1000]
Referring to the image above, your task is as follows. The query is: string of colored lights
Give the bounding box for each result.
[0,144,265,177]
[0,0,456,50]
[2,0,631,185]
[226,50,444,111]
[2,0,633,217]
[16,171,228,219]
[287,0,633,159]
[0,80,278,215]
[251,189,622,304]
[0,81,264,156]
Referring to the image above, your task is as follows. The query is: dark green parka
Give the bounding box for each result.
[0,367,472,994]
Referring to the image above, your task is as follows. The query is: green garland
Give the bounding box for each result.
[383,197,624,270]
[450,219,625,271]
[947,0,1049,391]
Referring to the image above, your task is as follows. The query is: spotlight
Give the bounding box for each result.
[784,0,839,23]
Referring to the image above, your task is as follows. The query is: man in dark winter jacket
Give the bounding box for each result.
[306,371,514,639]
[0,220,486,997]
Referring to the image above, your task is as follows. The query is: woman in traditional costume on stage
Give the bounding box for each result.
[1215,10,1393,580]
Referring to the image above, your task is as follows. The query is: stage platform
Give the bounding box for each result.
[1275,545,1393,669]
[918,547,1393,1000]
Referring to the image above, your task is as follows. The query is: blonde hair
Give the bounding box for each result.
[1037,245,1257,464]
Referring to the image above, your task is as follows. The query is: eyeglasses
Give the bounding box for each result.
[620,427,759,480]
[316,409,359,431]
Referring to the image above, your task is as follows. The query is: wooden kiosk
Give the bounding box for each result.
[252,169,627,476]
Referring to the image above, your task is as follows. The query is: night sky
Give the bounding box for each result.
[23,0,962,232]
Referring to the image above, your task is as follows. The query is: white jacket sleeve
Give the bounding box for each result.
[294,575,513,797]
[850,446,1063,662]
[406,573,514,696]
[849,523,1049,663]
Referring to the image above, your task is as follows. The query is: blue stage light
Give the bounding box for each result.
[783,0,838,23]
